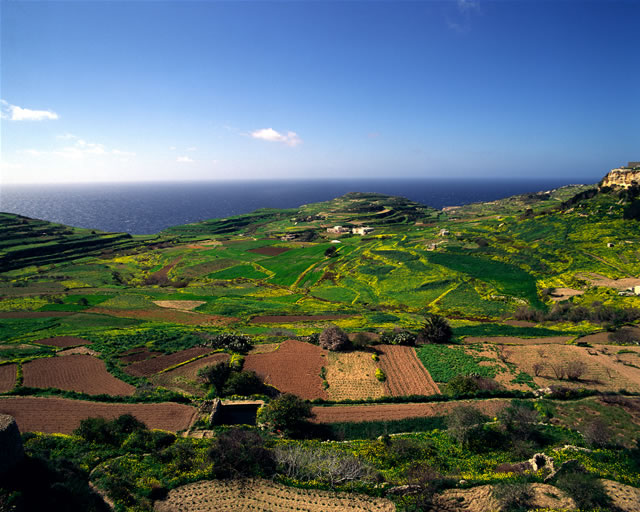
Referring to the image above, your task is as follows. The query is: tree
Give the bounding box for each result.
[198,361,231,395]
[209,428,274,478]
[318,325,350,351]
[446,406,487,446]
[257,393,314,437]
[420,314,453,344]
[498,402,540,441]
[222,370,264,396]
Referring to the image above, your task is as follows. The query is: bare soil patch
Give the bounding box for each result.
[376,345,441,396]
[549,287,585,301]
[88,307,237,326]
[0,364,17,392]
[124,347,213,377]
[250,314,356,324]
[602,479,640,512]
[311,399,509,423]
[580,273,640,290]
[325,351,386,401]
[119,348,163,364]
[503,344,640,392]
[152,353,230,396]
[23,355,135,396]
[34,336,92,348]
[152,300,206,311]
[0,397,196,434]
[154,478,395,512]
[434,483,574,512]
[249,343,280,354]
[58,346,100,357]
[244,339,328,400]
[248,246,291,256]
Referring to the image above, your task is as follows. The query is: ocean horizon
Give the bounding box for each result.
[1,178,585,235]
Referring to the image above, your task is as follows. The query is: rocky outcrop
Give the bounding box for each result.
[0,414,24,476]
[601,163,640,189]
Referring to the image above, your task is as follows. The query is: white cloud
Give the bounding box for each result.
[169,146,177,151]
[457,0,479,12]
[1,99,59,121]
[250,127,302,147]
[177,156,194,163]
[112,149,136,157]
[186,146,197,152]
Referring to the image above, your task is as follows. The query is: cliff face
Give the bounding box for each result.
[601,167,640,189]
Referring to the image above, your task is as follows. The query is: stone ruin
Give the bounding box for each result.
[0,414,24,476]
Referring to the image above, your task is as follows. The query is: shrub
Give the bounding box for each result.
[498,402,540,441]
[318,325,350,351]
[222,370,264,396]
[375,368,386,382]
[609,328,639,344]
[492,481,533,512]
[582,418,612,448]
[380,329,417,346]
[446,406,488,446]
[198,361,231,395]
[74,414,146,446]
[420,314,452,344]
[257,393,314,437]
[446,374,500,395]
[198,333,252,353]
[209,428,274,478]
[555,472,613,511]
[565,360,588,381]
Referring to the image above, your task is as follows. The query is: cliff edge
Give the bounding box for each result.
[601,161,640,189]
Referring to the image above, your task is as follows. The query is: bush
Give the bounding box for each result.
[198,362,231,395]
[565,360,588,381]
[446,374,500,395]
[198,333,252,353]
[446,406,488,446]
[492,481,533,512]
[209,428,274,478]
[555,472,613,510]
[582,418,612,448]
[74,414,146,446]
[498,401,540,441]
[257,393,314,437]
[375,368,386,382]
[222,370,265,396]
[380,329,418,346]
[318,325,350,351]
[420,314,452,344]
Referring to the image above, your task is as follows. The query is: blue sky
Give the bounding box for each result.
[1,0,638,184]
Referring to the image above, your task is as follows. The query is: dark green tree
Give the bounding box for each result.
[257,393,314,437]
[420,313,453,344]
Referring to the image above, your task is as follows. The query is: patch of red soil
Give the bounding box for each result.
[161,353,230,380]
[34,336,92,348]
[87,307,237,326]
[0,364,17,392]
[119,349,163,364]
[244,339,328,400]
[311,399,510,423]
[124,347,213,377]
[22,355,135,396]
[0,397,197,434]
[376,345,440,396]
[248,246,291,256]
[250,314,356,324]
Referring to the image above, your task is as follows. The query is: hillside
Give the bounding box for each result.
[1,182,640,512]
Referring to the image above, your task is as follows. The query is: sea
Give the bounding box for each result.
[1,179,581,235]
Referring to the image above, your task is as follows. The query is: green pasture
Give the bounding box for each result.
[415,344,501,382]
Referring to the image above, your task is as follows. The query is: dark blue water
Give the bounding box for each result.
[0,179,580,235]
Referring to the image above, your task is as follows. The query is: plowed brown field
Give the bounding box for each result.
[0,364,16,392]
[87,307,237,326]
[311,399,509,423]
[376,345,440,396]
[0,397,197,434]
[152,353,230,396]
[119,349,163,363]
[244,339,328,400]
[124,347,213,377]
[154,478,395,512]
[34,336,92,348]
[248,246,291,256]
[22,355,135,395]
